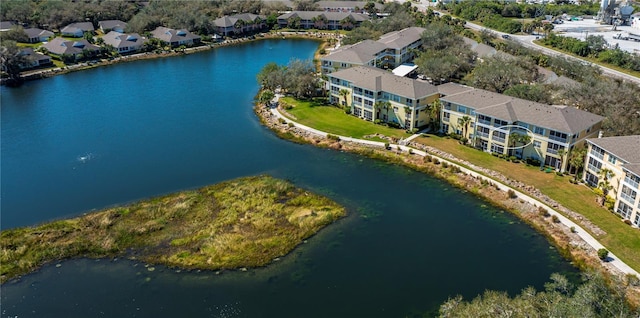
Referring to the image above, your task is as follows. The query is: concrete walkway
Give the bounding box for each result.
[268,104,639,278]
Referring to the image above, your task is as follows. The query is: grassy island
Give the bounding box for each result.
[0,175,345,283]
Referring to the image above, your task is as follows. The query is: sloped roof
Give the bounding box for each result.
[324,40,386,64]
[151,27,200,43]
[61,22,94,33]
[587,135,640,164]
[277,11,369,22]
[377,27,425,49]
[213,13,265,28]
[102,31,144,48]
[24,28,54,39]
[317,1,383,10]
[98,20,127,30]
[329,66,438,99]
[42,37,100,55]
[440,87,604,134]
[19,48,51,62]
[437,82,474,96]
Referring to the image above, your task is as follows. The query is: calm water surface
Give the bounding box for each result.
[1,39,576,317]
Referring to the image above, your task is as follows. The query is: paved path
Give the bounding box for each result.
[268,104,640,278]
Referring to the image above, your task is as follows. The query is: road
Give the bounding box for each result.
[403,0,640,85]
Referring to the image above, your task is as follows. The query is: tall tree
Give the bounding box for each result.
[0,40,28,86]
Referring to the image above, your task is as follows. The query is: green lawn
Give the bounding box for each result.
[280,97,410,140]
[414,134,640,272]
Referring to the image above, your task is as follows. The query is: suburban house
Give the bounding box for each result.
[60,22,95,37]
[102,31,145,53]
[17,48,52,69]
[583,135,640,227]
[438,83,604,172]
[98,20,127,33]
[277,11,369,30]
[213,13,266,36]
[42,38,101,59]
[24,28,54,43]
[0,21,15,32]
[150,27,201,47]
[320,27,425,73]
[326,66,439,130]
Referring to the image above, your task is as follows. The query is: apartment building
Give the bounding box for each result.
[320,27,425,74]
[326,66,439,130]
[583,135,640,226]
[438,83,604,171]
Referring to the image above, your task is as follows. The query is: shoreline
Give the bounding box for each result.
[14,31,335,84]
[253,101,640,305]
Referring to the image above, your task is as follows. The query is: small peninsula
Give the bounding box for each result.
[0,175,345,283]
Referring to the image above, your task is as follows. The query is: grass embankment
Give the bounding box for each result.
[413,135,640,272]
[280,97,410,140]
[0,175,345,283]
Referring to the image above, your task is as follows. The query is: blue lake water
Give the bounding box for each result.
[1,39,577,317]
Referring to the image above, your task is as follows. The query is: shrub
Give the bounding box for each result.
[433,158,441,165]
[538,207,550,217]
[387,122,401,129]
[449,133,462,140]
[407,128,418,134]
[525,158,541,166]
[597,248,608,261]
[551,215,560,223]
[278,118,286,124]
[626,274,640,287]
[624,219,632,225]
[570,226,576,233]
[481,179,489,186]
[374,119,382,124]
[288,122,294,128]
[450,165,461,173]
[442,161,449,168]
[460,137,468,144]
[508,156,517,162]
[344,108,351,115]
[507,189,517,199]
[408,148,414,155]
[556,171,564,176]
[424,155,432,163]
[384,142,390,150]
[326,134,340,141]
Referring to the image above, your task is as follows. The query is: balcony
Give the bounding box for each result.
[492,136,506,143]
[477,131,489,138]
[620,192,636,203]
[624,176,639,190]
[587,163,601,174]
[478,119,491,126]
[590,150,604,160]
[547,148,559,155]
[548,135,568,143]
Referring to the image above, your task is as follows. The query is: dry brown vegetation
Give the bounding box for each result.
[0,175,345,284]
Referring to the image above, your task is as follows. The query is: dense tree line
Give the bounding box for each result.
[341,2,416,45]
[447,1,600,20]
[439,272,639,317]
[256,59,318,99]
[541,34,640,72]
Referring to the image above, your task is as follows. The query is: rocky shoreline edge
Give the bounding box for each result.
[254,101,640,305]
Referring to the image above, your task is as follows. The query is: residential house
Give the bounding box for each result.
[61,22,95,37]
[24,28,55,43]
[98,20,127,33]
[317,1,383,13]
[150,27,201,47]
[17,48,52,69]
[42,38,101,59]
[326,66,439,130]
[102,31,145,54]
[277,11,369,30]
[213,13,266,36]
[583,135,640,226]
[0,21,16,32]
[320,27,425,73]
[438,83,604,172]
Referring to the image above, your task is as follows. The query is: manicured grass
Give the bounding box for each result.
[0,175,345,283]
[280,97,410,140]
[17,42,42,49]
[414,134,640,272]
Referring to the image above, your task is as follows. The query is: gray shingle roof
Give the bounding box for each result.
[102,31,143,49]
[214,13,264,27]
[317,1,383,10]
[24,28,54,39]
[98,20,127,30]
[441,88,604,134]
[329,66,438,99]
[0,21,16,30]
[437,82,474,96]
[42,38,100,55]
[277,11,369,22]
[61,22,94,33]
[587,135,640,164]
[151,27,200,43]
[324,40,386,64]
[377,27,425,49]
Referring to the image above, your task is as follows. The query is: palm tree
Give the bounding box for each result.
[508,132,530,157]
[597,168,614,207]
[556,148,567,172]
[457,115,472,142]
[338,89,349,109]
[568,146,587,181]
[428,100,441,132]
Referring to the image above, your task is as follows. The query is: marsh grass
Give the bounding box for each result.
[0,175,345,283]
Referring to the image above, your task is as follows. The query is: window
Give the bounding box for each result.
[549,130,568,142]
[494,119,508,128]
[491,144,504,154]
[492,131,506,143]
[478,114,491,125]
[442,124,449,133]
[443,102,451,110]
[443,112,450,122]
[624,173,640,189]
[477,126,490,138]
[608,155,617,164]
[533,140,541,148]
[588,157,602,174]
[353,107,362,117]
[616,201,633,219]
[590,145,605,160]
[407,99,413,105]
[585,171,599,187]
[546,142,565,155]
[458,105,467,114]
[620,185,637,203]
[533,126,545,135]
[518,122,529,129]
[364,110,372,121]
[635,214,639,226]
